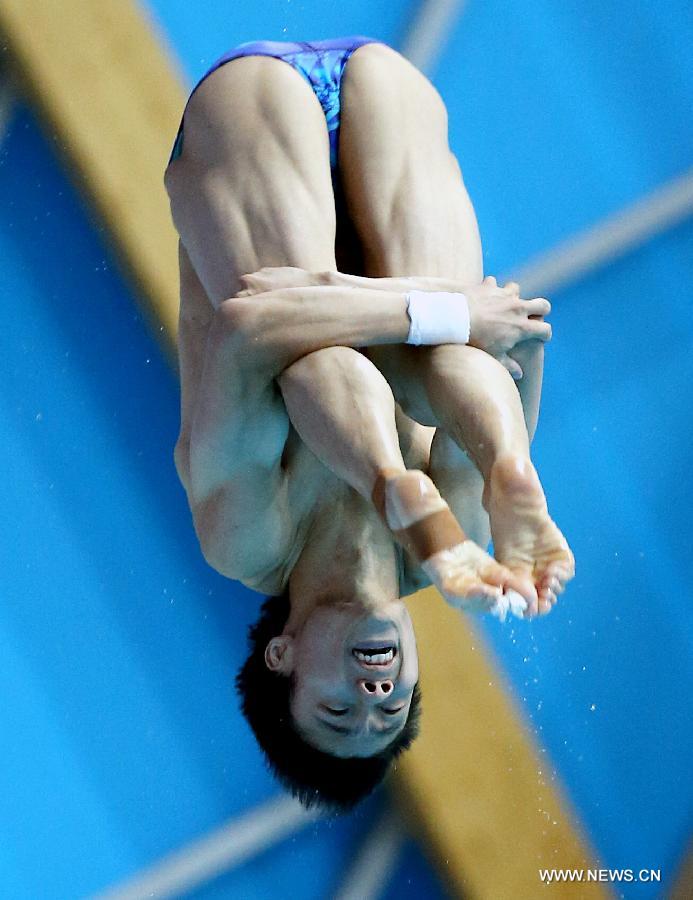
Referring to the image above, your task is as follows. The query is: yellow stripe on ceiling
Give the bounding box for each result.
[0,0,185,358]
[670,839,693,899]
[0,1,608,896]
[397,591,608,898]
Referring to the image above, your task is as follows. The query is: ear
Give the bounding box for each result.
[264,636,294,673]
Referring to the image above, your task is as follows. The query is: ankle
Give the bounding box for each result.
[370,467,406,521]
[384,470,447,530]
[487,454,539,495]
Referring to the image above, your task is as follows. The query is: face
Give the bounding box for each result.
[284,599,419,758]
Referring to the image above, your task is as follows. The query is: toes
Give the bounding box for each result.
[537,575,559,599]
[480,564,511,589]
[502,570,538,607]
[523,601,539,619]
[441,579,500,613]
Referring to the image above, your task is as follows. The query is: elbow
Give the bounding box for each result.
[194,518,236,579]
[200,542,232,579]
[214,296,282,371]
[214,296,255,340]
[174,438,192,495]
[190,492,235,578]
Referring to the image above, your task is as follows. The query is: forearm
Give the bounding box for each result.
[238,268,552,372]
[238,265,462,296]
[325,270,460,294]
[228,285,410,376]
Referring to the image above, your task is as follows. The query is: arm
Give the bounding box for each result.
[225,285,414,377]
[187,285,413,585]
[238,268,551,377]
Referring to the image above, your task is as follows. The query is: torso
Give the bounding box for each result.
[176,219,432,599]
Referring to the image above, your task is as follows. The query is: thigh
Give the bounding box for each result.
[165,55,340,461]
[338,43,485,437]
[164,54,338,307]
[339,43,489,477]
[339,42,483,282]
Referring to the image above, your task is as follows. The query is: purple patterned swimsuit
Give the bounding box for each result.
[168,36,380,175]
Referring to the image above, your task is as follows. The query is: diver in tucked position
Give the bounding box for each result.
[164,37,574,808]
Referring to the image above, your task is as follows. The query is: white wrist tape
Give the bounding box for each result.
[405,290,470,346]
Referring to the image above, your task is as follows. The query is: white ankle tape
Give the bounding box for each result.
[405,290,470,346]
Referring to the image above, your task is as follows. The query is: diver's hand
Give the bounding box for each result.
[465,277,551,380]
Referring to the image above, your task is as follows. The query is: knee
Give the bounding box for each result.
[282,346,377,385]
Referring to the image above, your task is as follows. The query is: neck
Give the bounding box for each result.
[286,491,399,634]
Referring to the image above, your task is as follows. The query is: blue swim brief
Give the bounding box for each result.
[168,36,381,173]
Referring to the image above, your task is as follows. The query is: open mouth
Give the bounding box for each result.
[352,645,397,666]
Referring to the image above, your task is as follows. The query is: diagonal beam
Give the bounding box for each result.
[506,166,693,296]
[670,838,693,900]
[333,808,406,900]
[0,0,185,359]
[93,795,321,900]
[395,595,607,897]
[0,69,16,146]
[400,0,467,75]
[0,1,664,897]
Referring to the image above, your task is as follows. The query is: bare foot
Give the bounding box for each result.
[383,470,536,617]
[483,455,575,617]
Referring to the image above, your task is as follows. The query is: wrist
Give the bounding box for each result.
[405,290,471,346]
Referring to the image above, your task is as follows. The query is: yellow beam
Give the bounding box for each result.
[0,0,185,358]
[395,590,608,899]
[670,839,693,899]
[1,2,608,896]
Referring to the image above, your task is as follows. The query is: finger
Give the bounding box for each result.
[524,320,552,342]
[503,280,520,295]
[500,356,524,380]
[239,273,263,291]
[483,275,497,286]
[523,600,539,619]
[524,297,551,317]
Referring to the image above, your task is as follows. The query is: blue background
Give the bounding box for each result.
[1,1,691,896]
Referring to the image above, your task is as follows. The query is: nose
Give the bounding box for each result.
[358,679,394,698]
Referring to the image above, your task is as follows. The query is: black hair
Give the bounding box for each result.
[236,591,421,811]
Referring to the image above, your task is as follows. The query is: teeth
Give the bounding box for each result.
[354,648,395,665]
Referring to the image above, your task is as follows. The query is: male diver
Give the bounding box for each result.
[164,37,574,808]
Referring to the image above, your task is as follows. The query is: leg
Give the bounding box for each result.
[164,58,424,546]
[339,44,573,614]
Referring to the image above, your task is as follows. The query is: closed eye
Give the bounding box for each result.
[383,706,406,715]
[322,706,348,716]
